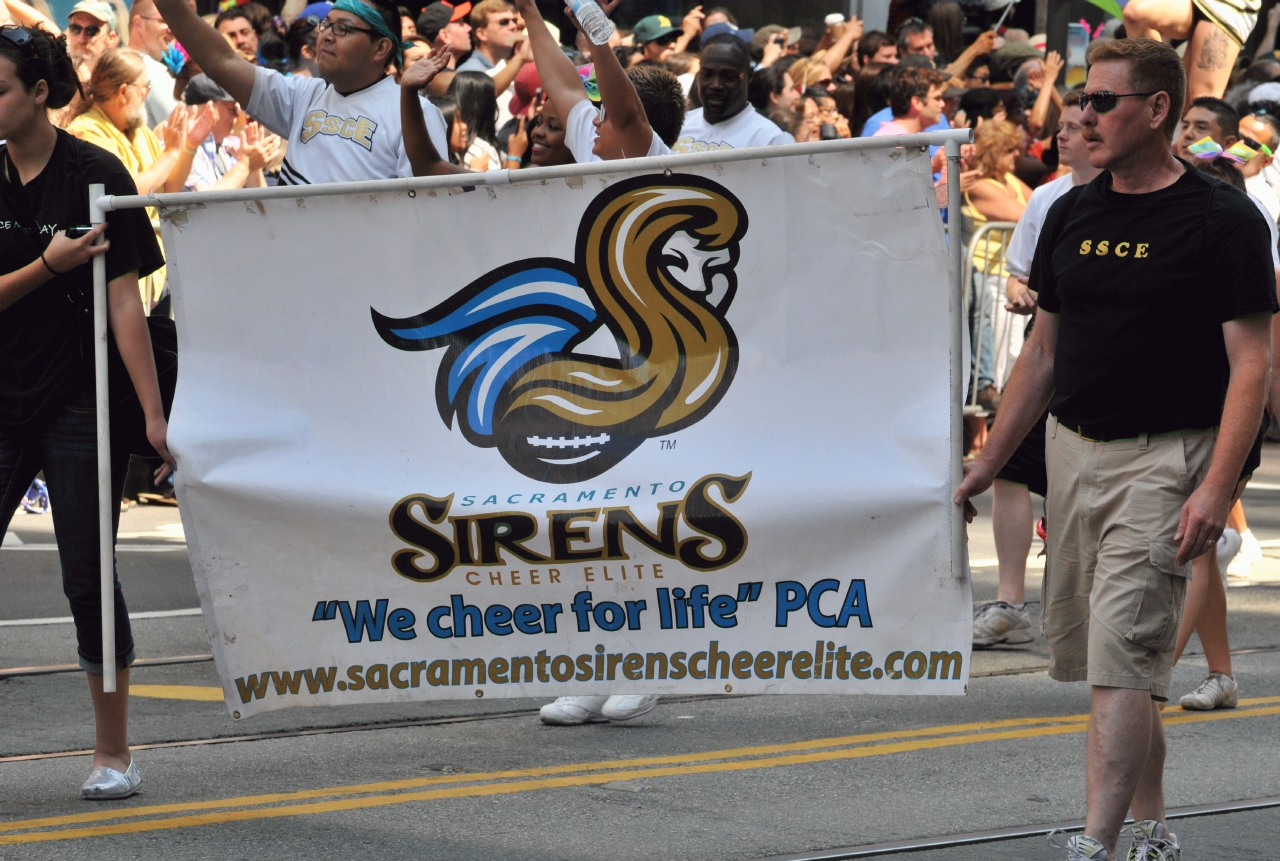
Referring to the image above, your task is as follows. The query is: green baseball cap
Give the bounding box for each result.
[632,14,680,45]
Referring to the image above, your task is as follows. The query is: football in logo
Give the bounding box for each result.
[372,174,748,483]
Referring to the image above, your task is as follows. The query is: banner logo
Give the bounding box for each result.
[372,175,748,483]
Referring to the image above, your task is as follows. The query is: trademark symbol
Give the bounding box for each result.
[660,439,677,450]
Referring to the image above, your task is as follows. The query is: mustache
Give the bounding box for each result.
[1081,127,1103,142]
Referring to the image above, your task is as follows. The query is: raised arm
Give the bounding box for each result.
[1027,51,1063,140]
[512,0,587,117]
[3,0,60,34]
[944,30,996,81]
[490,36,533,99]
[819,18,862,74]
[401,48,470,175]
[585,3,655,159]
[152,0,256,105]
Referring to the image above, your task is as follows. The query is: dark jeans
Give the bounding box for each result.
[0,387,135,673]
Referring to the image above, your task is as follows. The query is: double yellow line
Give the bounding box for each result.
[3,697,1278,845]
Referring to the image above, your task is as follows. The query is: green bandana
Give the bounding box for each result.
[331,0,401,65]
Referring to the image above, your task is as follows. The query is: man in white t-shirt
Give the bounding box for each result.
[1239,112,1280,223]
[673,33,793,153]
[514,0,681,164]
[973,91,1101,650]
[455,0,532,128]
[153,0,448,185]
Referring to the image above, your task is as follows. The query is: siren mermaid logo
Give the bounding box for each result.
[372,174,748,484]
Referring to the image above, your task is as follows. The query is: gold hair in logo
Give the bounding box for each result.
[372,174,748,483]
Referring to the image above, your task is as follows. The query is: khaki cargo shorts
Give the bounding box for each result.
[1042,415,1216,700]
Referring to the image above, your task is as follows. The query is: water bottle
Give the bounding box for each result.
[569,0,615,46]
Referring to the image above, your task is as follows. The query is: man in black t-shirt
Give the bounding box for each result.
[954,38,1276,861]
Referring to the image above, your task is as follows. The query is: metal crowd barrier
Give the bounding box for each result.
[963,220,1018,416]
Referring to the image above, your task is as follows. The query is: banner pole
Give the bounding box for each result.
[90,183,115,692]
[946,138,965,581]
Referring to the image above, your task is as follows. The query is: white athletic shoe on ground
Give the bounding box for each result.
[1216,527,1242,573]
[601,695,660,721]
[972,600,1033,647]
[539,696,610,725]
[1227,527,1261,578]
[1124,820,1180,861]
[1048,830,1108,859]
[1178,671,1238,711]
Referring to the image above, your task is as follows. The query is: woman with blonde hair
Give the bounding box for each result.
[962,119,1032,413]
[67,47,209,196]
[787,57,831,91]
[67,48,211,306]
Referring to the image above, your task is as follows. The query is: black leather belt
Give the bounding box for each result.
[1054,417,1138,443]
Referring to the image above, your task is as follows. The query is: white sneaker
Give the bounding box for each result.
[972,601,1033,647]
[1227,528,1261,578]
[1124,820,1180,861]
[1048,830,1108,859]
[539,696,610,725]
[601,695,660,721]
[1178,672,1237,711]
[1216,527,1242,573]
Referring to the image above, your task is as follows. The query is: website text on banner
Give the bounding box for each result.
[158,146,970,718]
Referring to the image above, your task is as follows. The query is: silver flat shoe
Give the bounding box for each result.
[80,760,141,800]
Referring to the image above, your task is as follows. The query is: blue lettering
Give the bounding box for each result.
[426,606,452,638]
[451,594,483,637]
[484,603,514,635]
[708,594,738,628]
[776,582,806,626]
[513,603,542,634]
[338,599,387,642]
[387,608,416,640]
[807,579,840,628]
[836,580,873,628]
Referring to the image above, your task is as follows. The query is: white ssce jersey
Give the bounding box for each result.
[247,67,449,186]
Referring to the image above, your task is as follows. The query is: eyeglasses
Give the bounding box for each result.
[969,73,990,84]
[67,21,104,38]
[492,16,518,27]
[318,17,377,37]
[596,103,607,123]
[1240,135,1274,156]
[651,31,680,46]
[1079,90,1157,113]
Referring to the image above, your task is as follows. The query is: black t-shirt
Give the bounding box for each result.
[0,130,164,431]
[1030,163,1279,439]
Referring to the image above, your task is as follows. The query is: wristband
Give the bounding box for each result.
[183,145,198,155]
[506,155,522,162]
[40,252,63,276]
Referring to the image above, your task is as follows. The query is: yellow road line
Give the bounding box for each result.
[4,704,1278,845]
[1,711,1092,833]
[6,697,1279,835]
[131,685,224,702]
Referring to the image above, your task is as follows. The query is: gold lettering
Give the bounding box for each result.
[340,118,358,139]
[320,115,343,135]
[1135,243,1149,259]
[354,117,377,150]
[301,110,325,142]
[465,571,480,584]
[1115,241,1130,257]
[1095,240,1109,256]
[1079,239,1092,254]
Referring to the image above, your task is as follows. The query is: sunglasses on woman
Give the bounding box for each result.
[1078,90,1157,113]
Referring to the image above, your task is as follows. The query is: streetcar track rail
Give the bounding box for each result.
[758,795,1280,859]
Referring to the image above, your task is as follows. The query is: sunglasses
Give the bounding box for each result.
[0,24,32,46]
[492,16,518,27]
[67,22,104,38]
[1240,135,1274,157]
[1079,90,1157,113]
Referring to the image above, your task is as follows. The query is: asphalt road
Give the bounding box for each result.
[2,451,1278,859]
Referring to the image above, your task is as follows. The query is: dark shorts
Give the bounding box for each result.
[997,409,1049,497]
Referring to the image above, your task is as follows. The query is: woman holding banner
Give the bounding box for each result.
[0,24,170,799]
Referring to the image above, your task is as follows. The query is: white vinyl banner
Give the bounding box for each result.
[163,145,971,718]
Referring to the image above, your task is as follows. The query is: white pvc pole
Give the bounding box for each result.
[946,138,966,580]
[90,183,114,693]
